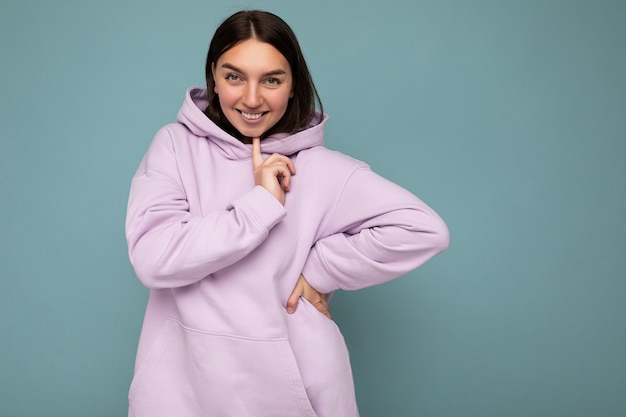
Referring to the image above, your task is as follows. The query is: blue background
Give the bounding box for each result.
[1,1,625,416]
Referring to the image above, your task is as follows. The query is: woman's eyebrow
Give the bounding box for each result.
[221,63,287,77]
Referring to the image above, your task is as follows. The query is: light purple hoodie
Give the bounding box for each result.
[125,87,449,417]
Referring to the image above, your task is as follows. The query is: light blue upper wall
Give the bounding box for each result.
[1,1,625,416]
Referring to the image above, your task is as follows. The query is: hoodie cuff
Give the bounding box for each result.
[232,185,287,232]
[301,244,339,294]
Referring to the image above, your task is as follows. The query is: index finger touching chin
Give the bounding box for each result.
[251,137,263,168]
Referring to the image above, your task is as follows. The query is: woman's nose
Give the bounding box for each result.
[242,83,262,108]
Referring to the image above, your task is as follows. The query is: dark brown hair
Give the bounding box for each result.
[204,10,323,139]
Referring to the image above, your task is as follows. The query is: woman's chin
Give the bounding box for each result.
[234,126,268,140]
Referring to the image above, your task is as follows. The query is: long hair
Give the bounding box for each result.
[204,10,323,139]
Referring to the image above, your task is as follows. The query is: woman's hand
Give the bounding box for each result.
[287,274,332,320]
[252,137,295,205]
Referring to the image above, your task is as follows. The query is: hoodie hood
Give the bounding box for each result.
[177,87,327,160]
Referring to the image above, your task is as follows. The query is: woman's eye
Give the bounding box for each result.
[265,78,281,85]
[226,74,240,81]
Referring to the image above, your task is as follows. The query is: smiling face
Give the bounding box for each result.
[212,39,294,140]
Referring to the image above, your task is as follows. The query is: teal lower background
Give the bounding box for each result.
[1,1,625,416]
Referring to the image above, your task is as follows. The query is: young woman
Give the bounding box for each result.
[126,10,449,417]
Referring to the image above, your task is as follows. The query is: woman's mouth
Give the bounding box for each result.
[239,110,266,120]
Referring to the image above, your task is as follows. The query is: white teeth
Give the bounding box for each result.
[241,111,263,120]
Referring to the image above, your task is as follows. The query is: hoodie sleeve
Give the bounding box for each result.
[125,127,286,289]
[301,165,449,294]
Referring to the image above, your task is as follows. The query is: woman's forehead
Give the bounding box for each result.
[217,39,291,75]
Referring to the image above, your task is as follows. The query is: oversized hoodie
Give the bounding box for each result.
[125,87,449,417]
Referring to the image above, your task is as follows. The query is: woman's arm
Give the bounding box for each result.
[126,128,286,289]
[301,165,449,294]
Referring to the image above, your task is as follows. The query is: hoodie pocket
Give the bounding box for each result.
[129,318,318,417]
